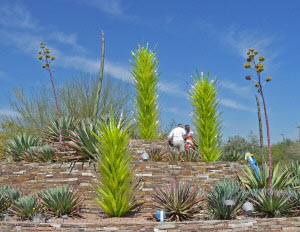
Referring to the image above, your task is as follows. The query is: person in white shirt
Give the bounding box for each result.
[168,124,186,153]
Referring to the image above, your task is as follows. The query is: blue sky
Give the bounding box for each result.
[0,0,300,143]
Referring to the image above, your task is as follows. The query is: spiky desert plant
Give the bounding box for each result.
[207,180,246,220]
[38,186,82,217]
[148,146,164,161]
[169,148,181,161]
[183,149,200,162]
[249,189,293,217]
[11,195,41,220]
[5,133,44,161]
[238,162,295,190]
[0,185,20,216]
[287,161,300,188]
[152,180,204,221]
[38,42,62,144]
[188,72,222,161]
[66,118,100,161]
[43,116,77,143]
[23,145,56,162]
[244,48,273,193]
[130,44,160,139]
[92,111,139,217]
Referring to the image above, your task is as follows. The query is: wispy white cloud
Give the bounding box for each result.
[87,0,124,16]
[220,98,255,112]
[219,80,251,98]
[0,108,20,117]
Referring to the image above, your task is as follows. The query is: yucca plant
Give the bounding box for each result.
[148,146,164,161]
[152,180,204,221]
[238,162,295,190]
[5,133,44,161]
[183,149,200,162]
[92,111,139,217]
[207,180,246,220]
[11,195,41,220]
[0,185,19,216]
[38,186,82,217]
[169,148,181,162]
[287,161,300,188]
[66,118,100,161]
[249,189,293,217]
[188,72,222,162]
[130,44,160,139]
[23,145,56,162]
[43,116,77,143]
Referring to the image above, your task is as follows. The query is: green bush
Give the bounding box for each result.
[38,186,82,217]
[130,44,160,139]
[207,180,246,220]
[238,162,295,190]
[152,180,204,221]
[188,72,222,161]
[92,111,139,217]
[11,195,41,220]
[0,185,20,216]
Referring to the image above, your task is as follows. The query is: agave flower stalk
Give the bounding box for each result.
[130,44,160,139]
[255,95,265,166]
[38,42,62,144]
[244,49,273,194]
[188,72,222,161]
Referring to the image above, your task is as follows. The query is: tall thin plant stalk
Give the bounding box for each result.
[256,94,265,166]
[38,42,62,144]
[188,72,222,161]
[94,30,105,118]
[244,48,273,194]
[130,44,160,139]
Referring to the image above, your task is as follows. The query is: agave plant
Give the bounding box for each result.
[43,116,77,143]
[11,195,41,220]
[152,180,204,221]
[38,186,82,217]
[182,150,200,162]
[221,150,244,162]
[287,161,300,188]
[66,118,100,161]
[286,188,300,209]
[5,133,44,161]
[148,146,164,161]
[238,162,295,190]
[249,189,294,217]
[92,111,139,217]
[23,145,56,162]
[169,148,181,161]
[0,185,19,216]
[207,180,246,220]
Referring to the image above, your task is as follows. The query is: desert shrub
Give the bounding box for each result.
[249,189,293,217]
[188,72,222,162]
[169,148,181,161]
[130,44,160,139]
[183,149,200,162]
[38,186,82,217]
[207,180,246,220]
[221,134,260,162]
[238,162,295,190]
[92,111,139,217]
[148,146,164,161]
[22,145,56,162]
[11,195,42,220]
[152,180,204,221]
[0,185,20,216]
[5,133,44,161]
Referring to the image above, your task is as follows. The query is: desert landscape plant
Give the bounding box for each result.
[207,180,246,220]
[152,180,204,221]
[188,72,222,161]
[38,186,82,217]
[244,48,273,193]
[0,185,20,216]
[38,42,62,144]
[11,195,41,220]
[92,111,139,217]
[130,44,160,139]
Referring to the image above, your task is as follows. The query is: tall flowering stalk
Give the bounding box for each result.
[38,42,62,144]
[130,44,160,139]
[244,48,273,194]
